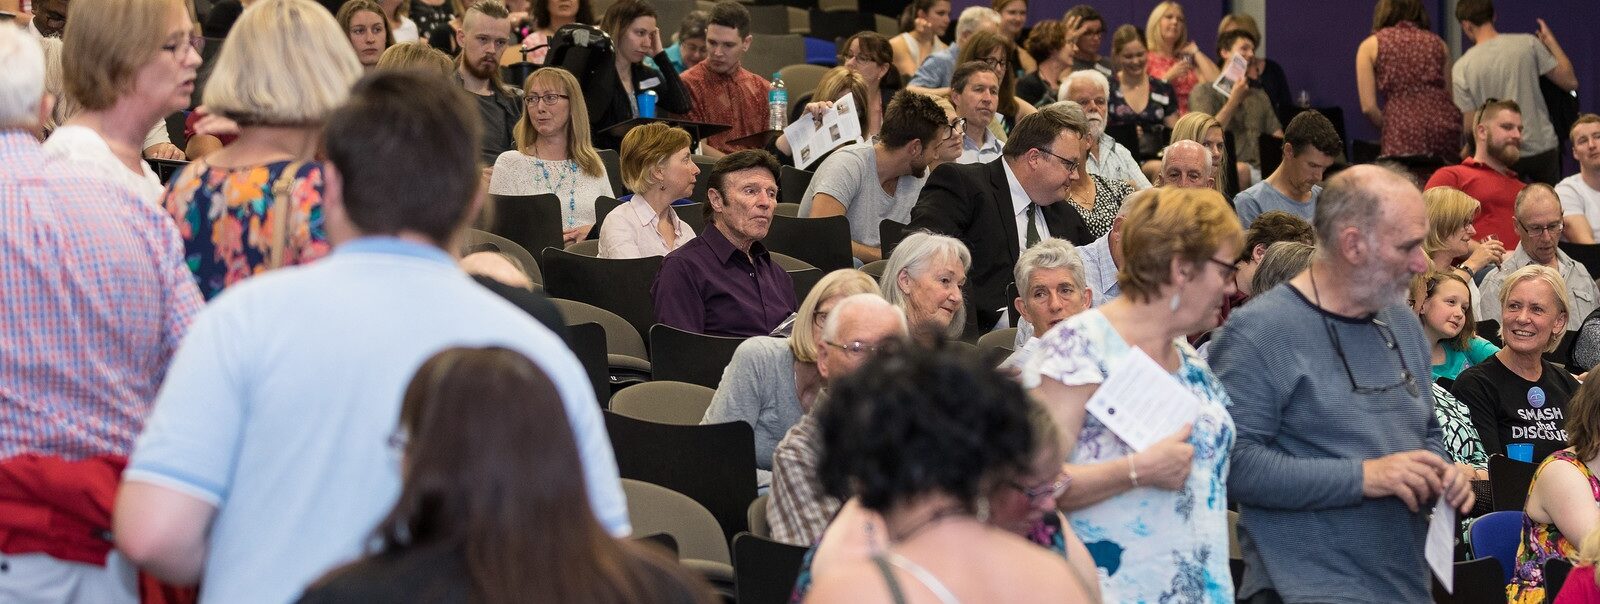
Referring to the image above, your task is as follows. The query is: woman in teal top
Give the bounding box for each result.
[1411,269,1499,382]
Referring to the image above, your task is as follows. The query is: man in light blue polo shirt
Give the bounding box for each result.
[113,71,628,604]
[1233,110,1342,227]
[906,6,999,94]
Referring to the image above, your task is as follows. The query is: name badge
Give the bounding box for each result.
[1094,63,1113,76]
[639,77,662,90]
[1151,92,1170,104]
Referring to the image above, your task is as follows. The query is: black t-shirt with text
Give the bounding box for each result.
[1451,354,1580,464]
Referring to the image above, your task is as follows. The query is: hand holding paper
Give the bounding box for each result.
[782,93,865,169]
[1084,348,1201,452]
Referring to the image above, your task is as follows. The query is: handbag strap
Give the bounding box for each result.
[267,161,305,270]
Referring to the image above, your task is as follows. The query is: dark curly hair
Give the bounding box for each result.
[817,339,1036,512]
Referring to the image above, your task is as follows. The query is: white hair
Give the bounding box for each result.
[880,231,972,339]
[955,7,1000,39]
[1161,139,1213,175]
[821,293,907,342]
[0,25,46,129]
[1060,69,1111,100]
[1014,238,1087,299]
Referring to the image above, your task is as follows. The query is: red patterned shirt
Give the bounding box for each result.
[678,63,771,154]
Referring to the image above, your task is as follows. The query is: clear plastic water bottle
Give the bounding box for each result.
[768,71,787,131]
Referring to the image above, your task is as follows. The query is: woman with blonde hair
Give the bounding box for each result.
[1170,111,1231,195]
[701,269,880,471]
[376,40,455,75]
[1143,1,1217,115]
[488,67,613,244]
[48,0,200,204]
[1453,265,1580,480]
[160,0,361,299]
[599,122,699,259]
[1027,186,1242,603]
[1502,375,1600,604]
[1423,186,1505,310]
[337,0,394,71]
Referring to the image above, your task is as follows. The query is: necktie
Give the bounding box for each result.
[1025,204,1041,248]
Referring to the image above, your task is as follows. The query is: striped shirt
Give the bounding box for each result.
[768,407,835,546]
[0,130,203,460]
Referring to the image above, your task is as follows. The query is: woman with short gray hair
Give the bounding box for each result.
[880,231,971,340]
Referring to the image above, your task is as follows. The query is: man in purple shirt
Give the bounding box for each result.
[652,150,798,336]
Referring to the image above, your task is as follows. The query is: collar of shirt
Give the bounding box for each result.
[700,222,769,265]
[1461,156,1519,179]
[1003,158,1033,215]
[1504,245,1577,278]
[1082,235,1119,295]
[335,236,456,265]
[625,195,683,235]
[963,130,1001,156]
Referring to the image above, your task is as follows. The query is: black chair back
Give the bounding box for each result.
[489,194,565,270]
[649,324,747,388]
[542,248,662,342]
[1545,558,1574,603]
[765,214,853,272]
[691,159,716,204]
[1488,454,1537,512]
[597,148,629,196]
[780,166,815,205]
[1431,557,1511,604]
[605,412,757,542]
[732,533,810,604]
[788,267,823,303]
[590,196,624,241]
[879,219,909,259]
[1560,242,1600,280]
[1259,133,1284,176]
[563,322,611,407]
[675,203,707,234]
[807,8,876,44]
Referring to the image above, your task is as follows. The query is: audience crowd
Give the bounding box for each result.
[2,0,1598,601]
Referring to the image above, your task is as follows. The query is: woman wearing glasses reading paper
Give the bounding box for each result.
[1022,187,1242,603]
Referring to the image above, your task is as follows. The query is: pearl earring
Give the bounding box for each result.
[1169,292,1182,311]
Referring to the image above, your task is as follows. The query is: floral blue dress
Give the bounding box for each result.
[1025,309,1236,603]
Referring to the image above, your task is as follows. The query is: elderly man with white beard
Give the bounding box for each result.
[1061,69,1150,190]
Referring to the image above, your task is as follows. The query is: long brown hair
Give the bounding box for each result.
[360,347,713,603]
[1567,379,1600,462]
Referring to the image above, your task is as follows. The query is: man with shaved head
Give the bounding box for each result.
[1211,165,1474,603]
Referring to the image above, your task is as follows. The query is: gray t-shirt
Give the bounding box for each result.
[798,143,926,247]
[700,336,804,471]
[1453,33,1559,154]
[1189,84,1282,168]
[1209,284,1445,604]
[472,86,523,164]
[1233,181,1320,227]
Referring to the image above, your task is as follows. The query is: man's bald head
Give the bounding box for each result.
[1161,140,1213,189]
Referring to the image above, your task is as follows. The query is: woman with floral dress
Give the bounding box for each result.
[1027,187,1242,602]
[1508,379,1600,603]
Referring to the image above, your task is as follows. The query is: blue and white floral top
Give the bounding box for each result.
[1026,309,1236,604]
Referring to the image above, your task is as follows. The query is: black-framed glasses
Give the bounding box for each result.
[1321,316,1419,398]
[825,340,881,355]
[1206,256,1238,280]
[1035,147,1080,173]
[1008,471,1070,503]
[977,56,1007,73]
[526,93,571,106]
[944,117,966,140]
[1516,218,1564,237]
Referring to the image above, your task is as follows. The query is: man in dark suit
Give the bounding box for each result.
[909,102,1093,334]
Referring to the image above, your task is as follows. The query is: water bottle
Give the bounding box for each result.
[768,71,787,131]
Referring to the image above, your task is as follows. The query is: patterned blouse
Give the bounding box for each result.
[1432,383,1488,472]
[1069,174,1135,240]
[1025,309,1235,603]
[162,161,331,300]
[1508,450,1600,604]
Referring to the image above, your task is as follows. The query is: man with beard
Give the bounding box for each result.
[909,104,1094,335]
[1452,0,1577,186]
[1063,69,1149,190]
[1478,184,1598,331]
[799,91,954,264]
[1233,110,1342,227]
[454,0,520,163]
[1427,99,1528,247]
[1211,165,1474,604]
[946,61,1001,165]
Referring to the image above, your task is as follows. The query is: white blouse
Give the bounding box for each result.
[488,151,615,229]
[43,125,165,206]
[598,196,696,259]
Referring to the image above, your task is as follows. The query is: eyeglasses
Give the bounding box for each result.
[978,56,1007,72]
[1206,256,1239,280]
[161,35,206,56]
[1322,316,1419,398]
[837,52,883,65]
[1517,219,1563,237]
[825,340,881,355]
[1008,471,1070,503]
[1035,147,1080,173]
[526,93,571,106]
[945,117,966,140]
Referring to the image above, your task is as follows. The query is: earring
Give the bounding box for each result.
[1169,292,1182,311]
[974,497,991,523]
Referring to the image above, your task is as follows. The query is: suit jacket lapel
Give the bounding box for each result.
[987,159,1021,260]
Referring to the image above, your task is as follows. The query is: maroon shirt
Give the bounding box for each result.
[650,223,797,337]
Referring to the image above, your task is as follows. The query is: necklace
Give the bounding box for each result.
[533,157,579,228]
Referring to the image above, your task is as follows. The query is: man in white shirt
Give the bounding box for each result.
[801,91,953,263]
[1558,114,1600,242]
[1061,69,1150,190]
[949,61,1003,165]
